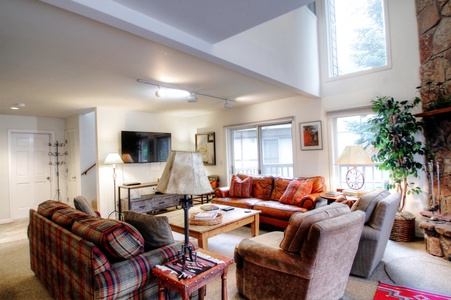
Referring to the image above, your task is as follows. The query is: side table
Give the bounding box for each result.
[152,249,233,300]
[319,192,359,207]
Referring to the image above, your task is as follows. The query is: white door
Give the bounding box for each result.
[10,132,52,220]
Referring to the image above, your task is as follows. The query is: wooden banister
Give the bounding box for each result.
[81,163,96,176]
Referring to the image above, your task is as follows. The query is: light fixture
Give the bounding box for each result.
[156,151,213,278]
[10,103,25,110]
[187,93,198,103]
[104,153,124,219]
[137,79,234,107]
[336,145,374,190]
[224,99,232,109]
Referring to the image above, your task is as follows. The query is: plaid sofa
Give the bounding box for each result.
[28,200,188,300]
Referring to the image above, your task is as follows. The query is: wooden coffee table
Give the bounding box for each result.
[162,204,260,250]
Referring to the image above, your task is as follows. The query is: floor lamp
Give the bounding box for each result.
[104,153,124,219]
[156,151,213,278]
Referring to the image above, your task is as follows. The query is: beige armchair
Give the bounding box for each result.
[350,189,401,277]
[235,203,365,300]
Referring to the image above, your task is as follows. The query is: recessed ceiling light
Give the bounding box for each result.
[10,103,25,110]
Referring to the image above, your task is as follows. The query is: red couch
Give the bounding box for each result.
[212,174,326,229]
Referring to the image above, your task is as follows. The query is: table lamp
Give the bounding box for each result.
[156,151,213,278]
[335,145,373,190]
[104,153,124,219]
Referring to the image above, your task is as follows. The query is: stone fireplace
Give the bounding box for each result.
[415,0,451,260]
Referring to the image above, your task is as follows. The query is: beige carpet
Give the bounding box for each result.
[0,220,446,300]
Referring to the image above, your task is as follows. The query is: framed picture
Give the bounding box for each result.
[195,132,216,165]
[300,121,322,151]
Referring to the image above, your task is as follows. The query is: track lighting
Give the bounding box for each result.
[187,93,198,103]
[224,100,232,109]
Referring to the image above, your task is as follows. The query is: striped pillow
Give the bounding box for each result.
[52,207,92,229]
[279,180,313,205]
[229,175,253,198]
[37,200,71,218]
[72,218,144,260]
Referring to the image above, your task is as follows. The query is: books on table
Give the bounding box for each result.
[193,211,218,220]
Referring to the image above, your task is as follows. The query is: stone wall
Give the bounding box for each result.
[416,0,451,214]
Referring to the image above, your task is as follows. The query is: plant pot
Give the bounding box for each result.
[389,211,416,242]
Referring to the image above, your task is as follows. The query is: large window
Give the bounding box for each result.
[227,121,294,178]
[330,112,389,191]
[325,0,389,78]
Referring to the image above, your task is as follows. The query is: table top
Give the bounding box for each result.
[161,204,260,234]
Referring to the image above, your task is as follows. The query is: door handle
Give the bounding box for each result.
[47,177,51,180]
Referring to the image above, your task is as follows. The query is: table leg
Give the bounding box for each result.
[198,234,208,250]
[157,280,165,300]
[221,267,229,300]
[199,286,206,300]
[250,214,260,237]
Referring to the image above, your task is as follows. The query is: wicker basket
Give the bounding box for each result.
[389,212,416,242]
[189,212,222,226]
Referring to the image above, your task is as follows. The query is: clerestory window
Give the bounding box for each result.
[325,0,389,78]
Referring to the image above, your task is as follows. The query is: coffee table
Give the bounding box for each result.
[162,204,260,250]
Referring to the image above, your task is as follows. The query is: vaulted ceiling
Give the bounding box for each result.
[0,0,317,118]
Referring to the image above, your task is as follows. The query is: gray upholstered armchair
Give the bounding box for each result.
[350,189,401,277]
[235,203,365,300]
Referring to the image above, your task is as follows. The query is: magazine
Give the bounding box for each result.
[194,211,218,219]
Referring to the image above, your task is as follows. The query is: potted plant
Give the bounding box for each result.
[367,96,426,241]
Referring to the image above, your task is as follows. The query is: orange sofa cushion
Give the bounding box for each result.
[269,177,293,201]
[279,180,313,206]
[229,175,253,197]
[238,174,273,200]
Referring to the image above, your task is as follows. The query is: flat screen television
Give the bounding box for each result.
[121,131,171,163]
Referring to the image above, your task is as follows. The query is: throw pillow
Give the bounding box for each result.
[51,207,92,229]
[74,196,98,217]
[269,177,292,201]
[279,180,313,206]
[123,211,175,251]
[72,218,144,260]
[280,203,350,254]
[229,175,253,198]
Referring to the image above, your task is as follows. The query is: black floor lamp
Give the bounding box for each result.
[156,151,213,278]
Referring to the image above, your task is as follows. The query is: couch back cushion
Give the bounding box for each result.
[37,200,71,218]
[123,211,175,251]
[51,207,92,229]
[229,175,253,197]
[280,203,350,253]
[298,176,325,194]
[72,218,144,260]
[238,174,274,200]
[279,180,313,205]
[74,195,98,217]
[351,188,390,223]
[269,177,293,201]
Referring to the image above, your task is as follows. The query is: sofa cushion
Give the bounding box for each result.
[123,211,174,251]
[280,203,350,254]
[51,207,92,229]
[212,197,262,209]
[238,174,273,200]
[279,180,313,205]
[269,177,292,201]
[74,195,98,217]
[229,175,253,197]
[351,188,390,223]
[253,201,307,221]
[37,200,71,218]
[72,218,144,260]
[298,176,325,194]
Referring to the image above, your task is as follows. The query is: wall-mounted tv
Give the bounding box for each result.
[121,131,171,163]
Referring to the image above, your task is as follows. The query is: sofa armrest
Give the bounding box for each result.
[215,187,230,198]
[297,192,323,210]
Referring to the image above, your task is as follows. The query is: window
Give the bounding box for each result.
[325,0,388,78]
[227,121,293,178]
[329,112,389,191]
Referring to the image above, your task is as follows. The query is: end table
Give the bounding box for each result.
[152,249,233,300]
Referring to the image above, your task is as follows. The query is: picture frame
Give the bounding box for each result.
[195,132,216,165]
[300,121,322,151]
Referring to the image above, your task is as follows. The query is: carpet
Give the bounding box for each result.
[374,281,451,299]
[384,255,451,296]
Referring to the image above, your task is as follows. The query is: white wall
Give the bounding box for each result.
[80,112,97,207]
[0,114,66,222]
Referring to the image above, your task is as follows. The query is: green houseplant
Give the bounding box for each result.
[368,96,426,211]
[367,96,426,242]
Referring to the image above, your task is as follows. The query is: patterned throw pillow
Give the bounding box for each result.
[37,200,71,218]
[279,180,313,205]
[72,218,144,260]
[123,211,175,251]
[229,175,253,198]
[52,207,92,229]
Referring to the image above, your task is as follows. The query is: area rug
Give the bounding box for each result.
[384,255,451,296]
[374,282,451,300]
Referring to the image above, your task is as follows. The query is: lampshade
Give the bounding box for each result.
[104,153,124,165]
[336,145,374,165]
[157,151,213,195]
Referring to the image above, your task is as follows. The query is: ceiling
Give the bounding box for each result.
[0,0,315,118]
